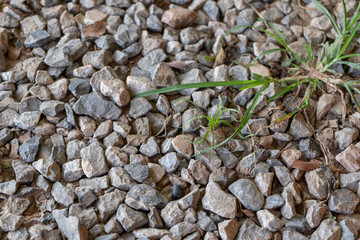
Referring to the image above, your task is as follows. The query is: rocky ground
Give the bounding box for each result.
[1,0,360,239]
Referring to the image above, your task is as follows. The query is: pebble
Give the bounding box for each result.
[125,184,168,211]
[202,181,237,218]
[328,189,359,214]
[228,179,264,211]
[161,8,197,29]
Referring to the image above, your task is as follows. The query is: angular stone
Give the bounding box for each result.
[24,30,51,48]
[335,144,360,172]
[0,180,18,195]
[0,213,23,232]
[12,160,35,184]
[236,219,273,240]
[51,182,76,207]
[257,209,283,232]
[305,168,329,200]
[161,202,184,228]
[125,184,168,211]
[306,203,327,228]
[310,219,341,240]
[52,209,88,240]
[80,143,109,178]
[228,179,264,211]
[114,24,141,48]
[202,182,237,218]
[32,158,60,182]
[108,167,136,191]
[116,204,148,232]
[335,127,359,150]
[73,92,122,120]
[95,190,126,222]
[328,189,359,214]
[289,113,313,139]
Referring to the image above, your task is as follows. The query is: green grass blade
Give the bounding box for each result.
[339,21,360,57]
[347,2,360,31]
[342,0,347,34]
[267,82,300,103]
[135,80,267,97]
[311,0,342,36]
[337,53,360,60]
[344,83,360,111]
[337,61,360,70]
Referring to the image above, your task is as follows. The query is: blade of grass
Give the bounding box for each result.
[336,60,360,70]
[344,83,360,111]
[341,0,347,35]
[311,0,342,36]
[267,82,300,102]
[135,80,267,98]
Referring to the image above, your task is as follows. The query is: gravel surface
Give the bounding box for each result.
[0,0,360,239]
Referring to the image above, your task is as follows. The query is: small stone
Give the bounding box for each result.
[0,109,19,128]
[12,160,35,184]
[161,201,184,228]
[161,7,197,29]
[197,210,216,231]
[52,209,88,240]
[274,166,295,187]
[281,189,296,220]
[0,180,18,195]
[150,63,177,87]
[32,158,61,182]
[218,219,240,240]
[299,139,321,159]
[339,172,360,191]
[289,113,313,139]
[170,221,197,237]
[328,189,359,214]
[44,47,72,67]
[100,79,130,107]
[126,75,158,100]
[177,69,207,95]
[172,135,193,159]
[116,204,148,232]
[336,144,360,172]
[80,143,109,178]
[305,168,329,200]
[73,92,122,120]
[335,127,359,150]
[316,94,335,120]
[124,163,149,183]
[51,182,75,207]
[257,209,283,232]
[0,128,13,147]
[228,179,264,211]
[255,172,274,197]
[125,184,168,211]
[340,220,358,240]
[114,24,141,48]
[95,190,126,222]
[310,219,341,240]
[62,159,84,182]
[138,49,167,72]
[306,203,327,228]
[209,166,237,189]
[75,187,98,208]
[14,111,41,131]
[264,194,285,209]
[188,159,210,185]
[24,30,51,48]
[40,100,64,117]
[159,152,181,173]
[0,213,23,232]
[129,97,152,119]
[82,50,112,70]
[108,167,136,191]
[202,181,237,218]
[282,230,308,240]
[236,219,273,240]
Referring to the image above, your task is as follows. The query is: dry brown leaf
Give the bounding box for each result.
[291,160,322,171]
[81,21,106,37]
[213,48,225,68]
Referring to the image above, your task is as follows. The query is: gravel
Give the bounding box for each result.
[0,0,360,239]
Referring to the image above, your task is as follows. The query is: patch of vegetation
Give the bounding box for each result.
[136,0,360,155]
